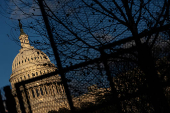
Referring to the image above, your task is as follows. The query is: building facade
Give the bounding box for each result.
[9,22,69,113]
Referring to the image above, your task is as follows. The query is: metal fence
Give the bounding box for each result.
[2,36,170,113]
[12,34,170,113]
[4,0,170,113]
[0,86,17,113]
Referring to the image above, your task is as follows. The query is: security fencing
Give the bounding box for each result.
[4,0,170,113]
[12,31,170,113]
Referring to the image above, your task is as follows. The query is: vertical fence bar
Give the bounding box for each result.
[23,84,32,113]
[15,84,26,113]
[3,86,17,113]
[0,90,5,113]
[37,0,75,112]
[99,48,123,113]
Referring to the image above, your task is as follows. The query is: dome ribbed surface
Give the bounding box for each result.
[10,33,56,83]
[12,48,51,73]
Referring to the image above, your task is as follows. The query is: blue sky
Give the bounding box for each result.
[0,14,20,88]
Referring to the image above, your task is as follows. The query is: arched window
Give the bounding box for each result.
[28,74,30,78]
[32,89,35,98]
[25,59,26,62]
[43,56,47,59]
[40,87,43,95]
[36,72,38,76]
[44,86,48,94]
[32,73,35,77]
[36,89,39,97]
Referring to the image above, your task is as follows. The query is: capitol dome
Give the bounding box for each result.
[12,47,52,73]
[9,21,68,113]
[9,29,56,86]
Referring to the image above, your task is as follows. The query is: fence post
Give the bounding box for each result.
[37,0,75,112]
[3,86,17,113]
[0,90,5,113]
[15,84,26,113]
[99,48,123,113]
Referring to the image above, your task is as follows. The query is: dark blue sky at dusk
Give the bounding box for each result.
[0,0,165,89]
[0,16,20,88]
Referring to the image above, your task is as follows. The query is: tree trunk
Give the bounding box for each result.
[138,44,170,113]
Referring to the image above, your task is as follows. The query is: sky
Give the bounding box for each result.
[0,16,20,88]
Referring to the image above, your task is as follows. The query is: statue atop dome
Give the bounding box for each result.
[18,19,31,49]
[18,19,22,29]
[18,19,26,36]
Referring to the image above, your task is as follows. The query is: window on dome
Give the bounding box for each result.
[32,73,35,76]
[25,59,26,62]
[31,58,33,60]
[28,74,30,78]
[40,56,42,59]
[36,72,38,76]
[22,60,23,63]
[37,52,39,55]
[43,56,47,59]
[40,71,42,75]
[28,58,29,61]
[43,63,47,66]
